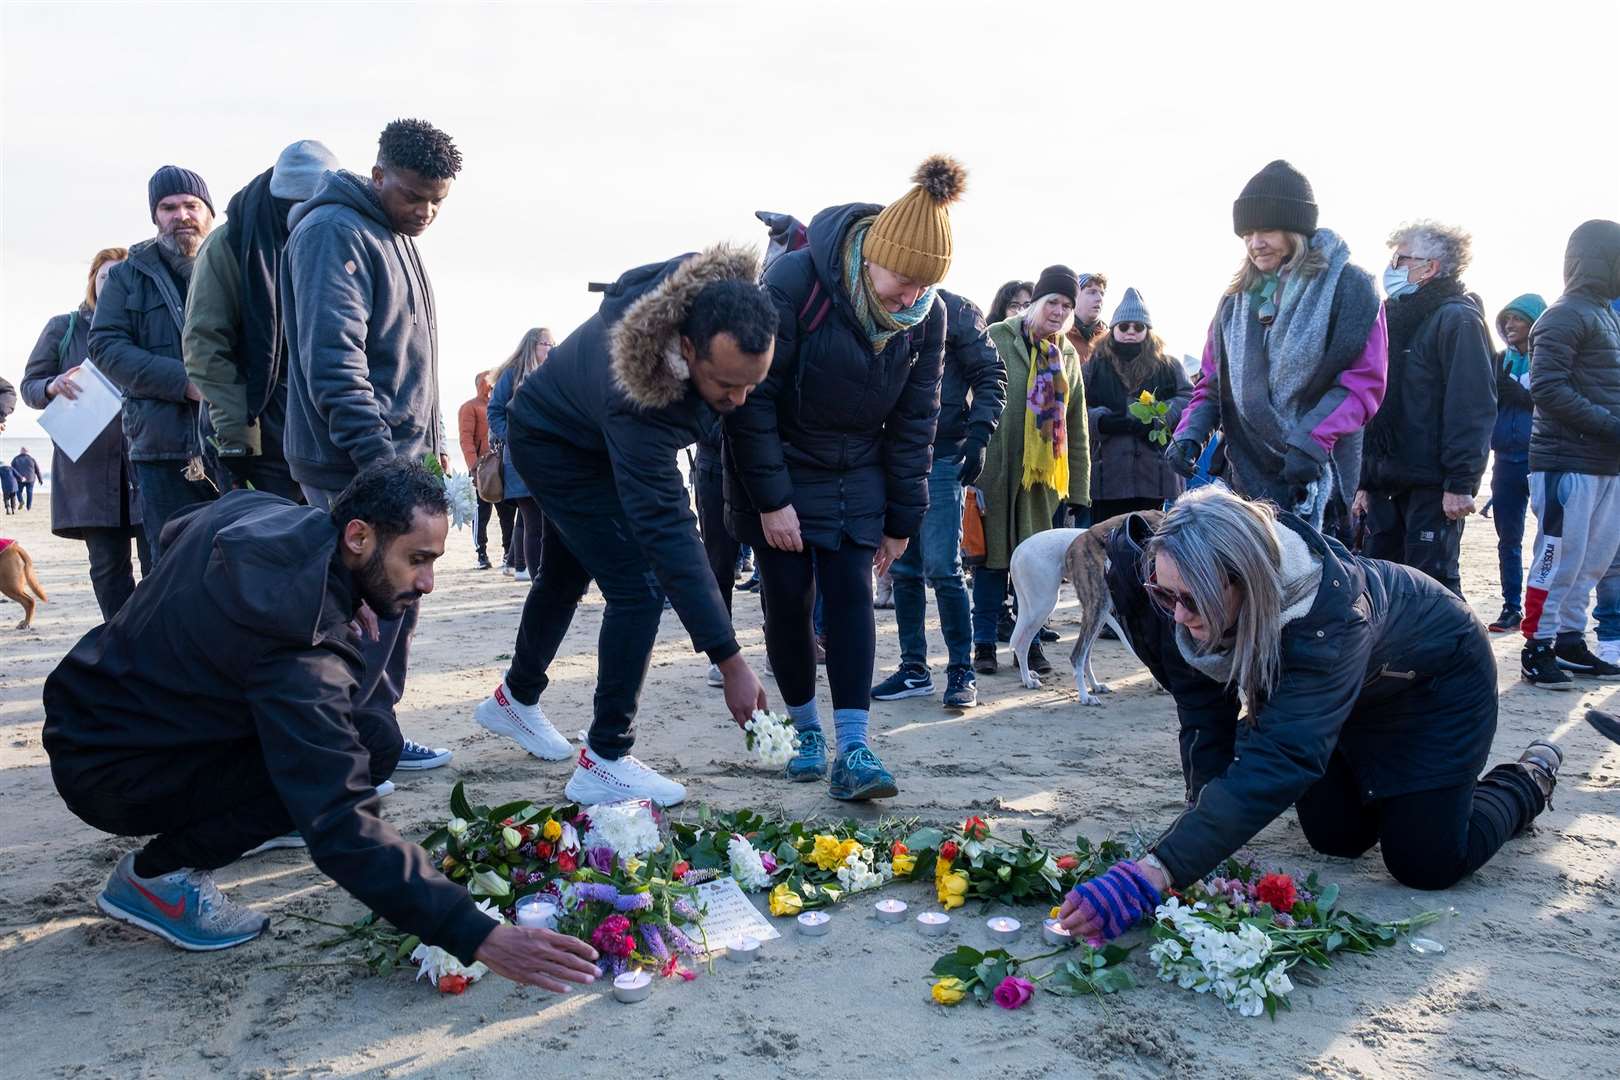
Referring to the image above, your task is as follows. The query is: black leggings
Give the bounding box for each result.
[512,496,547,577]
[756,540,874,711]
[1295,750,1544,890]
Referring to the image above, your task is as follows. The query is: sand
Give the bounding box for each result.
[2,491,1617,1080]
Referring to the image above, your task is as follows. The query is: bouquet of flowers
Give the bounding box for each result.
[547,848,708,981]
[421,782,585,903]
[1127,390,1173,446]
[419,453,477,530]
[907,817,1131,909]
[929,943,1135,1009]
[741,710,799,768]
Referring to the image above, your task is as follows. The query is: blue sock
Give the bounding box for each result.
[787,700,823,736]
[833,709,869,755]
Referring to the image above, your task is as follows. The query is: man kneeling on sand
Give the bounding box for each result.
[42,461,599,990]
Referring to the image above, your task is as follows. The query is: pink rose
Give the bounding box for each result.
[992,975,1035,1010]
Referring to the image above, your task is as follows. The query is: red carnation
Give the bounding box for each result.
[1255,873,1298,912]
[536,840,554,860]
[557,850,579,873]
[940,840,960,863]
[963,816,989,841]
[438,974,469,994]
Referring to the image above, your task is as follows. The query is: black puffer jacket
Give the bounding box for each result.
[1360,279,1496,494]
[1104,511,1496,887]
[934,290,1007,461]
[1528,219,1620,475]
[726,202,946,547]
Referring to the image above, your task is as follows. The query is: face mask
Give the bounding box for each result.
[1382,266,1421,300]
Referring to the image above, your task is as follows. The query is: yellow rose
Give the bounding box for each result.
[838,838,863,863]
[892,852,917,877]
[937,869,969,910]
[932,977,968,1006]
[1049,906,1062,920]
[769,883,804,917]
[541,819,563,842]
[935,856,953,883]
[1139,390,1155,405]
[810,835,844,871]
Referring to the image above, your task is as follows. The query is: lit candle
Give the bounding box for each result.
[514,897,558,931]
[986,916,1022,944]
[1042,918,1075,947]
[916,911,951,937]
[874,899,908,924]
[612,969,652,1003]
[725,935,761,963]
[796,911,831,937]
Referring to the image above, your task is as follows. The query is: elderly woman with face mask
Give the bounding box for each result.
[969,265,1093,676]
[1055,486,1563,943]
[727,157,964,802]
[1167,161,1387,535]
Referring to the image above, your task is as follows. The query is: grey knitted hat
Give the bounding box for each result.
[1110,287,1152,328]
[270,140,340,200]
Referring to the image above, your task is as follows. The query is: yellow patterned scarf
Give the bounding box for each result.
[1020,328,1069,492]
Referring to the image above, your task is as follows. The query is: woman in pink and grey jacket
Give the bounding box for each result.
[1165,160,1386,537]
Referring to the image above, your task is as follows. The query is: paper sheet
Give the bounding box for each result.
[693,878,781,954]
[37,359,122,463]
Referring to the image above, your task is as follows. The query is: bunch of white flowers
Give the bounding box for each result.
[1150,899,1295,1018]
[443,472,478,531]
[582,799,662,858]
[726,834,772,891]
[411,900,501,987]
[834,846,891,894]
[742,710,800,768]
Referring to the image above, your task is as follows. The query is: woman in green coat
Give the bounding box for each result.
[971,265,1091,674]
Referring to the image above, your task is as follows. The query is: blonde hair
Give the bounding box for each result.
[86,246,129,310]
[1023,294,1076,339]
[1225,232,1325,296]
[495,327,552,392]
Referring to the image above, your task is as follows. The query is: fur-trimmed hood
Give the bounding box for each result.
[609,243,762,410]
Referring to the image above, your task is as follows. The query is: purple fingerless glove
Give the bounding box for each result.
[1066,859,1162,944]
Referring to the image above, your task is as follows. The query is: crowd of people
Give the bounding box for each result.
[7,125,1618,991]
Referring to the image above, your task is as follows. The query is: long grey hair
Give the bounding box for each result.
[495,327,551,393]
[1143,485,1286,705]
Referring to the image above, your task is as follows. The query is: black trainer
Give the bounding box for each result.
[1488,605,1522,633]
[1517,739,1563,809]
[1521,641,1575,691]
[1027,640,1054,676]
[1553,636,1620,679]
[872,663,935,701]
[943,666,977,708]
[973,643,998,675]
[1038,625,1060,643]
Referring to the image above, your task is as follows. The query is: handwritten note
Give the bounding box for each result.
[693,878,780,954]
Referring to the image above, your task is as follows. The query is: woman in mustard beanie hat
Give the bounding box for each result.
[727,156,966,801]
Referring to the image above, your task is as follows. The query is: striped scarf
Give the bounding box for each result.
[1020,324,1069,492]
[841,217,936,353]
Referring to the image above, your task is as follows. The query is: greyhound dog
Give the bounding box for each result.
[1007,511,1164,704]
[0,538,47,629]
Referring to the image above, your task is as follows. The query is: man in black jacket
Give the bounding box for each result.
[41,462,601,989]
[1356,220,1495,595]
[475,244,775,807]
[872,289,1006,708]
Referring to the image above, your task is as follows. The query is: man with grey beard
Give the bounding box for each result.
[92,166,219,562]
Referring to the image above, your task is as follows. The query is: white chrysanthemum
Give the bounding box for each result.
[443,473,478,531]
[727,835,771,891]
[742,710,799,768]
[582,800,661,857]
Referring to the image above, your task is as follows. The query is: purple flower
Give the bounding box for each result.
[608,955,627,977]
[572,882,622,906]
[760,851,778,874]
[1273,912,1296,929]
[673,899,700,921]
[640,924,670,961]
[573,814,593,834]
[509,868,525,884]
[587,846,617,874]
[664,924,699,957]
[614,892,654,913]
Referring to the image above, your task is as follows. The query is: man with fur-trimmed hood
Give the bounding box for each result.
[473,244,778,807]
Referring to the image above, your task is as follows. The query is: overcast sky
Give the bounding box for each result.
[4,0,1617,448]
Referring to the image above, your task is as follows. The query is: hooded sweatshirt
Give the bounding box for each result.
[1491,293,1547,457]
[1528,219,1620,475]
[280,170,442,489]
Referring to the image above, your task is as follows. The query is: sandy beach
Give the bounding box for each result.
[2,491,1617,1080]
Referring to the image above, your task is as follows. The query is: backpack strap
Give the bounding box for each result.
[56,310,77,365]
[797,280,832,337]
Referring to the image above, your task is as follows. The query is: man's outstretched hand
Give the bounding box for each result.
[474,924,600,992]
[718,653,768,728]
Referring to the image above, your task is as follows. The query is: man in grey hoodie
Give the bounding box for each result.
[281,118,462,773]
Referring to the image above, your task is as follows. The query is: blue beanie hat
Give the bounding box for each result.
[147,165,214,222]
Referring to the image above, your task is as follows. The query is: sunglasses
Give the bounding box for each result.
[1116,322,1147,334]
[1144,568,1198,616]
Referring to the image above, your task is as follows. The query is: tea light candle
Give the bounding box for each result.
[1042,917,1075,947]
[916,911,951,937]
[796,911,831,937]
[986,916,1022,944]
[874,899,908,923]
[724,935,761,963]
[612,970,652,1003]
[514,897,558,931]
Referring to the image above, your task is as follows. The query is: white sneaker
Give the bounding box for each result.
[475,682,573,760]
[706,664,724,688]
[515,568,531,582]
[1599,641,1620,666]
[564,746,686,807]
[501,565,515,577]
[374,780,395,798]
[242,832,307,858]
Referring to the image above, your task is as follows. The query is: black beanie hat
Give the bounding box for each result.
[1232,160,1317,237]
[147,165,214,222]
[1032,264,1081,305]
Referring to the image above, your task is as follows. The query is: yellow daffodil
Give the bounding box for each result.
[892,852,917,877]
[810,835,844,871]
[932,977,968,1006]
[541,819,563,842]
[769,883,804,917]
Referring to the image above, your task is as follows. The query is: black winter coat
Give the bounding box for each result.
[1360,281,1495,494]
[89,239,201,462]
[41,491,496,964]
[20,307,144,536]
[726,202,946,548]
[1528,220,1620,476]
[1104,512,1496,887]
[934,290,1007,460]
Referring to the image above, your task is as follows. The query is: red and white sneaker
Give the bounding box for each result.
[475,682,573,761]
[564,746,686,807]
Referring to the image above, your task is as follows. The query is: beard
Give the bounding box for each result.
[356,547,419,620]
[158,227,203,258]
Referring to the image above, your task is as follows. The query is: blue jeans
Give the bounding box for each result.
[892,455,971,669]
[972,567,1008,646]
[1491,453,1530,609]
[133,461,216,565]
[1597,553,1620,644]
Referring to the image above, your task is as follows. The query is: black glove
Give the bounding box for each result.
[1165,439,1201,479]
[957,437,988,486]
[1096,412,1138,435]
[1280,445,1322,486]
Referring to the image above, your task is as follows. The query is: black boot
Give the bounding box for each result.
[973,643,998,675]
[1027,640,1053,676]
[1521,641,1574,691]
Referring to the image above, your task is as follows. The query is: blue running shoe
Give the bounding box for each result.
[871,663,935,701]
[97,853,268,951]
[785,729,829,782]
[829,745,899,801]
[395,738,452,770]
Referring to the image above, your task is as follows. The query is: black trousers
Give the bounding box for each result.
[222,454,304,502]
[133,461,217,565]
[504,433,665,760]
[1295,750,1544,890]
[694,466,738,615]
[82,526,151,622]
[512,496,547,578]
[1364,486,1464,596]
[755,538,875,711]
[51,713,400,877]
[474,498,517,562]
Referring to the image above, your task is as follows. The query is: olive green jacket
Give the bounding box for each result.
[182,220,258,453]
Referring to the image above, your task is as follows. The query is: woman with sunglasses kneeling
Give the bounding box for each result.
[1164,160,1386,538]
[1057,485,1562,944]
